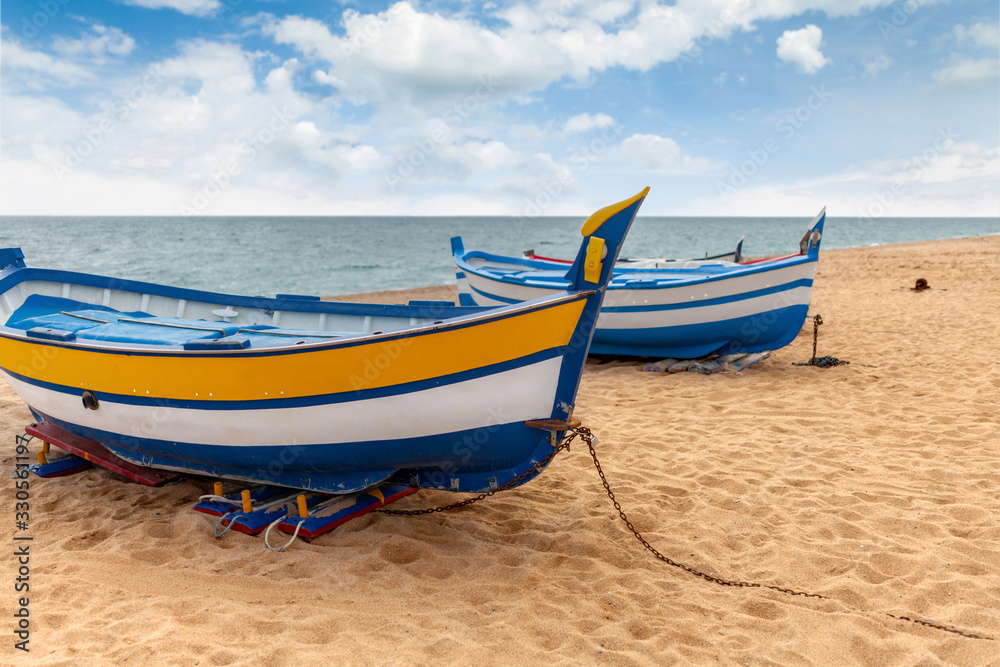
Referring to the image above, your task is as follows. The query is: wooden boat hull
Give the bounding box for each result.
[454,209,825,358]
[0,188,649,494]
[5,298,584,493]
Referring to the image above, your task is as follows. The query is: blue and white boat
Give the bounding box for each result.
[0,188,648,495]
[453,208,825,358]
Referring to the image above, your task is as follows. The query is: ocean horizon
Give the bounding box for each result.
[2,215,997,298]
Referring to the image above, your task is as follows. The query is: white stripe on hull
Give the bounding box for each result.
[459,262,816,314]
[605,264,815,307]
[597,286,813,329]
[5,357,562,447]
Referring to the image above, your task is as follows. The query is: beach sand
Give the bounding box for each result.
[1,235,997,665]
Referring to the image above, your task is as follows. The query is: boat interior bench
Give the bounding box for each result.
[5,295,347,349]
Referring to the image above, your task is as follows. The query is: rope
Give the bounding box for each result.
[213,511,243,538]
[264,516,302,552]
[199,494,241,506]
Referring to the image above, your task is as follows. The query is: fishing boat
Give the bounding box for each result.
[0,188,649,495]
[453,208,825,358]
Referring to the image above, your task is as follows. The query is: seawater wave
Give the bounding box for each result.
[1,216,996,297]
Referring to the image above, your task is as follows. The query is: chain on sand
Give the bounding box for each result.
[374,433,576,516]
[378,426,994,641]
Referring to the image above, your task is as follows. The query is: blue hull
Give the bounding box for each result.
[34,408,553,494]
[590,304,810,357]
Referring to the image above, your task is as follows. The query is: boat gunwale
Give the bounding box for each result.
[0,265,596,358]
[453,208,825,292]
[0,265,484,319]
[456,248,817,291]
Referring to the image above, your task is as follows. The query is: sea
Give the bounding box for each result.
[1,216,997,298]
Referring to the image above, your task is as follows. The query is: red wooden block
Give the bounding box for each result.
[25,422,181,487]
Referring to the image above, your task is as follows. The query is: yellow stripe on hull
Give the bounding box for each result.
[0,299,585,401]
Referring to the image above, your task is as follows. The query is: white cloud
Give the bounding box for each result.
[6,1,997,218]
[932,57,1000,91]
[863,54,890,78]
[620,133,718,173]
[156,40,257,97]
[953,21,999,50]
[53,24,136,63]
[259,2,898,114]
[284,120,387,174]
[691,138,1000,216]
[0,37,395,216]
[119,0,221,18]
[0,38,96,89]
[776,25,831,74]
[621,133,681,168]
[261,4,567,110]
[562,112,615,136]
[454,140,520,170]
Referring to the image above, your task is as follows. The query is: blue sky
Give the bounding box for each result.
[1,0,997,217]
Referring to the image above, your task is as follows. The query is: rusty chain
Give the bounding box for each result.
[577,427,994,641]
[794,314,850,368]
[812,314,822,361]
[374,430,582,516]
[377,425,993,641]
[575,426,827,599]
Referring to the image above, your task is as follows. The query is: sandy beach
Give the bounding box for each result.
[1,235,997,665]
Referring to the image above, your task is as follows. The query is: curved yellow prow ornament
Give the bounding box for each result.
[580,186,650,237]
[579,186,649,284]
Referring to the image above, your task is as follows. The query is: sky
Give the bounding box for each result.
[1,0,997,218]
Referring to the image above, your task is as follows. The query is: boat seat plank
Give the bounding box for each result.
[75,318,244,345]
[6,294,357,348]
